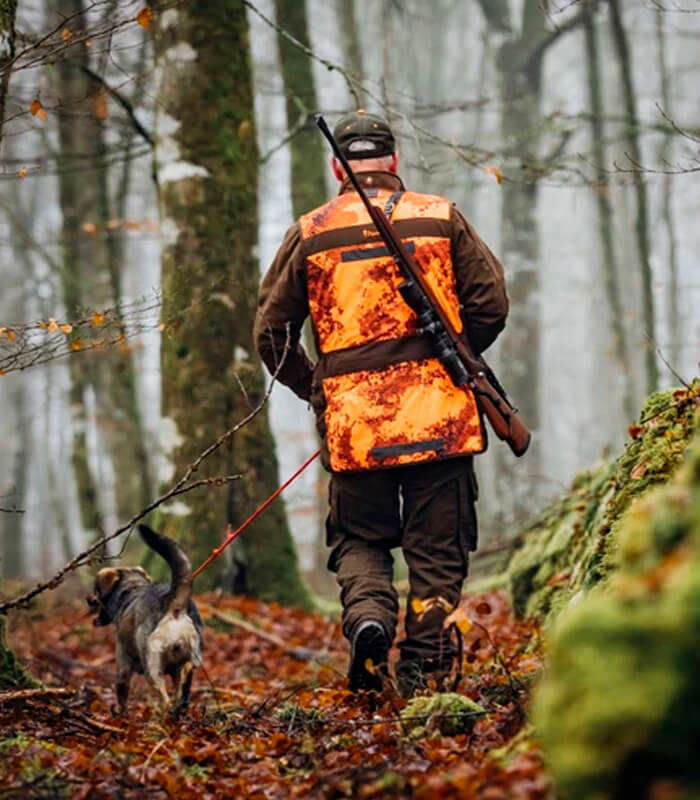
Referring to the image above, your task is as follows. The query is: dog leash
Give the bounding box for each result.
[192,448,321,580]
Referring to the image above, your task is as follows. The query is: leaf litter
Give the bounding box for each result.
[1,589,549,798]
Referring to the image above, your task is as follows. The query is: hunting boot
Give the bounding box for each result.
[348,620,389,692]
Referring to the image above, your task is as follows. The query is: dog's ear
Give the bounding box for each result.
[132,566,152,582]
[95,568,121,597]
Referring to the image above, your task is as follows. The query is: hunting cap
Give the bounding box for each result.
[333,109,396,159]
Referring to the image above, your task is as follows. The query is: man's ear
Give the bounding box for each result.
[330,155,345,182]
[95,568,121,596]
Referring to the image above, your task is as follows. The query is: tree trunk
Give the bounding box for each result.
[0,0,17,145]
[155,0,309,606]
[273,0,326,221]
[607,0,658,394]
[54,0,107,541]
[654,11,680,373]
[583,0,635,422]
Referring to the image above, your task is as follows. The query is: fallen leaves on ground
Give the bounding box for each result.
[1,590,549,799]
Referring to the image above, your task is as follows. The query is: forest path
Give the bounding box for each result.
[1,589,549,799]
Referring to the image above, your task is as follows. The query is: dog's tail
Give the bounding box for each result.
[138,525,193,615]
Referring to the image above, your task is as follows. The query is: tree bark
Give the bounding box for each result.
[583,0,635,421]
[0,0,17,145]
[654,11,680,373]
[607,0,658,394]
[155,0,309,605]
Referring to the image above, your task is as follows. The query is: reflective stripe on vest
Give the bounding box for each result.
[300,188,485,472]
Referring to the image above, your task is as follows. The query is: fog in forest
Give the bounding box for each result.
[1,0,698,586]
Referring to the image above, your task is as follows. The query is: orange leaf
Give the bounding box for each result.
[82,221,97,235]
[136,7,153,28]
[70,338,82,351]
[92,311,105,326]
[93,88,109,120]
[5,329,15,342]
[157,322,166,332]
[485,165,503,184]
[628,424,644,440]
[0,368,5,376]
[443,606,471,634]
[61,27,72,41]
[17,168,27,178]
[59,323,72,335]
[29,99,41,115]
[38,321,47,329]
[364,658,375,675]
[47,318,58,333]
[410,597,425,615]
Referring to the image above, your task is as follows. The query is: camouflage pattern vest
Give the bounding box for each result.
[300,184,484,472]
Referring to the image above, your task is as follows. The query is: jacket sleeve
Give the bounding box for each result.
[450,206,509,355]
[253,222,314,401]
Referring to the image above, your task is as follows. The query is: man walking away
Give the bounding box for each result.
[254,110,508,695]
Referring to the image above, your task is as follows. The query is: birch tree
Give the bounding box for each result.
[155,0,309,604]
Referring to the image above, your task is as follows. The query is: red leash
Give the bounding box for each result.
[192,448,321,580]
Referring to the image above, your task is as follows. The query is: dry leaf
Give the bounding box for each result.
[485,165,504,184]
[61,28,72,41]
[364,658,375,675]
[628,424,644,440]
[631,460,649,480]
[70,338,82,351]
[93,88,109,121]
[29,99,47,121]
[5,329,16,342]
[59,323,73,335]
[48,318,59,333]
[17,168,27,179]
[82,221,97,235]
[0,368,5,376]
[475,601,492,616]
[443,606,471,634]
[136,7,153,28]
[92,311,105,326]
[410,597,425,615]
[157,323,166,332]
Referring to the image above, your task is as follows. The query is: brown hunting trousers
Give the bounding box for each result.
[326,456,478,678]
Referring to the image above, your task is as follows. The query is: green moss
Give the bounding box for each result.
[500,383,699,623]
[400,692,485,737]
[0,615,37,690]
[534,416,700,799]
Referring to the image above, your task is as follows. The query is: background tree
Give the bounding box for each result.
[154,0,309,604]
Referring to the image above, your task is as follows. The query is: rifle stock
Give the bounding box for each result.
[315,114,531,457]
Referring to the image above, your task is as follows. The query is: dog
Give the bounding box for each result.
[86,524,203,716]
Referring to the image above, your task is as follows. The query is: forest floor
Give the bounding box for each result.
[0,588,549,799]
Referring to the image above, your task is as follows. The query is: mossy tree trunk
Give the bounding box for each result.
[274,0,334,593]
[155,1,309,606]
[0,0,17,145]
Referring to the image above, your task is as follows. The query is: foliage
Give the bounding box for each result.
[0,590,549,798]
[534,418,700,799]
[401,692,485,737]
[499,382,699,622]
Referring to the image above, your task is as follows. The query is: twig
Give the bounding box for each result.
[0,330,290,615]
[140,737,169,780]
[0,687,76,704]
[202,605,329,663]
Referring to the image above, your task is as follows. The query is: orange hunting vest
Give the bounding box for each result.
[300,185,485,472]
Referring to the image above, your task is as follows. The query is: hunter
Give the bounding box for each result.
[254,110,508,695]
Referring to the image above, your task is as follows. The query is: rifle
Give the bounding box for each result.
[315,114,531,457]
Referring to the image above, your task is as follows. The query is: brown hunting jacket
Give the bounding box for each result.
[254,171,508,472]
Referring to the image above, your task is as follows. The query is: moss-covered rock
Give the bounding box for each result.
[400,692,485,737]
[0,615,37,690]
[501,383,699,623]
[533,401,700,799]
